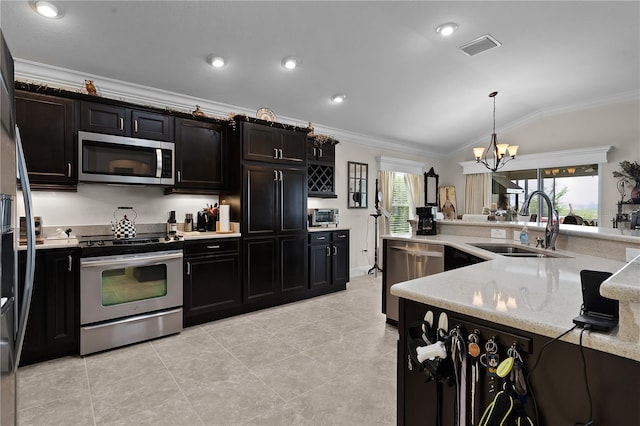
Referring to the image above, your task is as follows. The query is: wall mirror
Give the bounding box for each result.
[425,167,439,206]
[348,161,368,208]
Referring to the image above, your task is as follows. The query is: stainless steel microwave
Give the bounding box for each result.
[308,208,340,227]
[78,131,174,185]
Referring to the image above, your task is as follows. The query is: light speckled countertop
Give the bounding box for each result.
[386,233,639,362]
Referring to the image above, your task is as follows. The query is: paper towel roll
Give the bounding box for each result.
[219,205,230,232]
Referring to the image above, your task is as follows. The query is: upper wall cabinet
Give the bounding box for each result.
[307,138,338,198]
[242,121,306,164]
[172,118,228,192]
[80,101,173,142]
[16,91,76,190]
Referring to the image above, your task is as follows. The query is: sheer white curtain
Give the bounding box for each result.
[464,173,491,214]
[404,173,423,219]
[378,170,395,235]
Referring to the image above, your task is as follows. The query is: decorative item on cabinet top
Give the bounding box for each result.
[256,107,277,122]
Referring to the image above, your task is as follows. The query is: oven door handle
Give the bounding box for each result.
[81,251,183,268]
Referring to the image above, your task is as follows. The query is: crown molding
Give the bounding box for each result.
[459,145,613,175]
[14,58,445,159]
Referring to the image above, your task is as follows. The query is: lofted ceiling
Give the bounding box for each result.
[1,1,639,157]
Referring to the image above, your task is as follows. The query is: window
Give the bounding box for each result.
[389,173,410,233]
[494,164,599,225]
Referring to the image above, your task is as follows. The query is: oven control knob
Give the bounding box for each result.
[165,235,171,241]
[86,240,92,246]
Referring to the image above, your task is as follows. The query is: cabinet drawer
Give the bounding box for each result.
[332,230,349,241]
[309,232,331,244]
[184,239,239,256]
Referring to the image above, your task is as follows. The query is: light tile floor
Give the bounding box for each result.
[18,274,397,425]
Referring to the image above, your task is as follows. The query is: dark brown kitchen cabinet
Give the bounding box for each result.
[173,118,228,191]
[242,121,307,164]
[243,164,307,237]
[243,234,308,303]
[15,91,76,189]
[18,248,79,366]
[307,138,338,198]
[308,230,349,290]
[307,139,335,162]
[183,239,241,326]
[80,101,173,142]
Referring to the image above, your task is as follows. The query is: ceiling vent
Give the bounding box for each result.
[459,34,502,56]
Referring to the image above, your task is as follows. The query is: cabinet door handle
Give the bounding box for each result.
[319,148,323,158]
[333,246,337,256]
[274,148,279,159]
[326,246,331,257]
[119,117,124,131]
[313,147,317,157]
[206,245,221,250]
[316,236,326,241]
[177,170,181,183]
[68,255,72,272]
[279,149,283,159]
[278,170,283,182]
[186,261,191,276]
[134,119,138,133]
[67,163,71,178]
[273,170,278,181]
[338,234,347,238]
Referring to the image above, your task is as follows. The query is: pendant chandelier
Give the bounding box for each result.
[473,91,518,172]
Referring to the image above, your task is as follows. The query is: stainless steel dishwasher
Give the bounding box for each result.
[384,240,444,323]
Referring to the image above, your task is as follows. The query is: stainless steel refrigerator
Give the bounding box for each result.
[1,30,36,426]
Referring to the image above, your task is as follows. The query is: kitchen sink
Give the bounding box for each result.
[468,243,568,258]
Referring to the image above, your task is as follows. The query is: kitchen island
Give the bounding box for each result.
[385,227,640,425]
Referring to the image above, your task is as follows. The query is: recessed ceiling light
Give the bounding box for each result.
[30,1,64,18]
[281,57,298,70]
[330,94,347,104]
[206,55,225,68]
[435,22,458,36]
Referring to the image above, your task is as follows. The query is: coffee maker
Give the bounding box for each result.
[416,207,437,235]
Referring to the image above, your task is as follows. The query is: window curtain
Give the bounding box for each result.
[464,173,491,214]
[378,170,395,236]
[404,173,423,219]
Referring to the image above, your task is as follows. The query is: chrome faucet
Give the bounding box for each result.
[519,190,560,250]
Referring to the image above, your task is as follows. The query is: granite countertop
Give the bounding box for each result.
[308,226,350,233]
[385,233,639,362]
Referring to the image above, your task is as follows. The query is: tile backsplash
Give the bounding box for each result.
[18,184,219,228]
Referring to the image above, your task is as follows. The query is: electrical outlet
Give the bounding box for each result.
[491,228,507,239]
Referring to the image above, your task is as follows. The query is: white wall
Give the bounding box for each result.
[445,99,640,219]
[309,139,443,274]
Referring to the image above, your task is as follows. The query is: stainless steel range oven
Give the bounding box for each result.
[79,235,183,355]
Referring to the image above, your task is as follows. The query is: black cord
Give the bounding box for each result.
[526,325,578,426]
[574,327,594,426]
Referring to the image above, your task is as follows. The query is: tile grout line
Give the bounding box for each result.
[150,330,207,426]
[83,357,98,426]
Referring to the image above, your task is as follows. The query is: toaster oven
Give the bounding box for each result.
[308,209,339,227]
